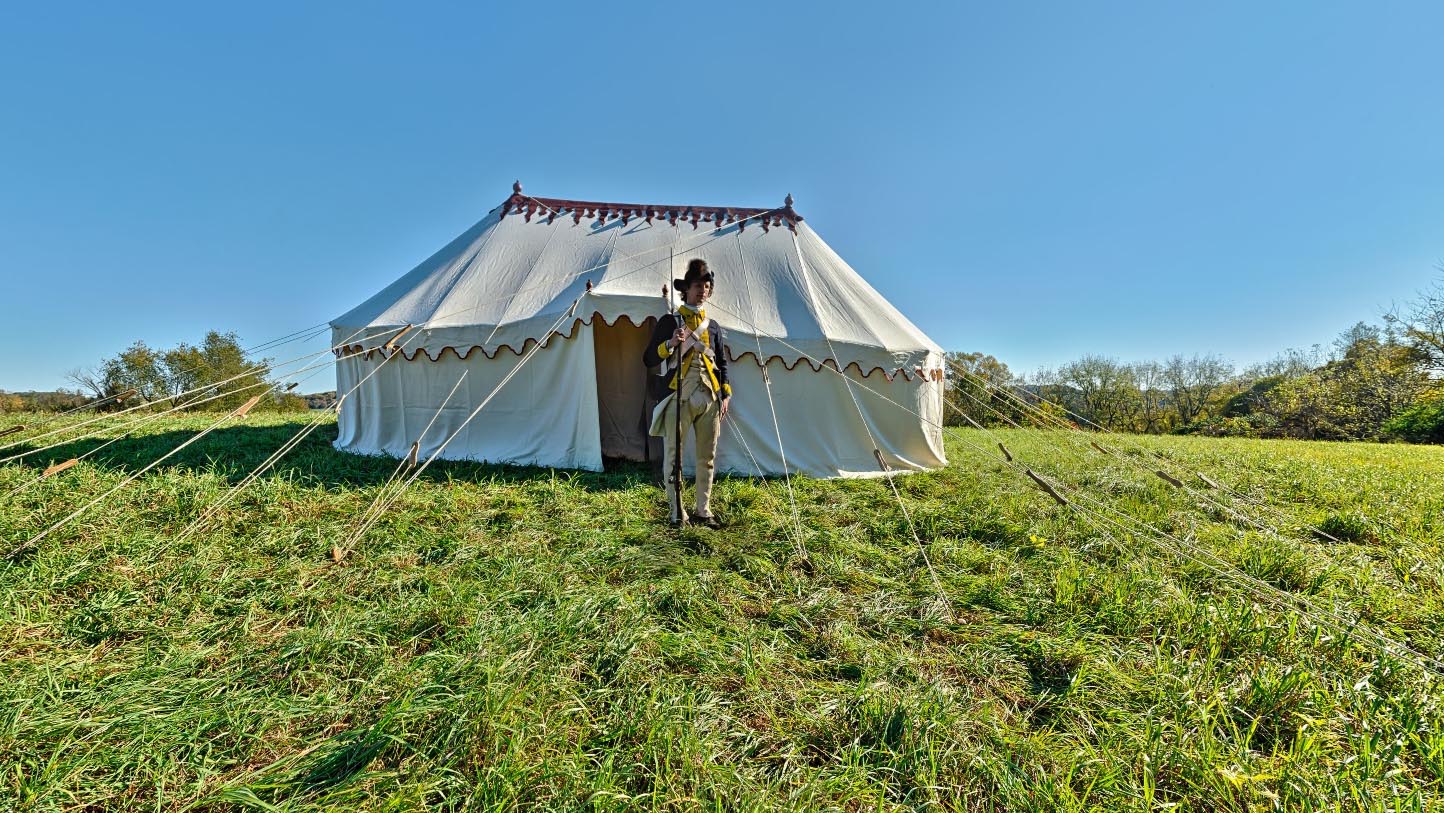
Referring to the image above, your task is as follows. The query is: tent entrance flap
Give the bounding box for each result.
[593,317,656,462]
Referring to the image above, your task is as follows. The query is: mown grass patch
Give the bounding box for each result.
[0,413,1442,810]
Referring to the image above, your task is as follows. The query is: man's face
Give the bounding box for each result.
[685,279,712,305]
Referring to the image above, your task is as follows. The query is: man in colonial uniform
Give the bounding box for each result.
[644,258,731,528]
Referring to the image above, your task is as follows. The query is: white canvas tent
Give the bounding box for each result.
[330,184,947,477]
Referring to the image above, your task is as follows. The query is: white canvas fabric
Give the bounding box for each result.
[331,193,947,477]
[334,328,602,471]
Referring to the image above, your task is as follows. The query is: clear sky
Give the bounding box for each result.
[2,2,1442,391]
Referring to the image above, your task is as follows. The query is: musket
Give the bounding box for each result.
[670,249,685,524]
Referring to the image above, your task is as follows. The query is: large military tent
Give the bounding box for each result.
[330,183,946,477]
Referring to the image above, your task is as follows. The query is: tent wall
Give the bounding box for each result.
[714,359,946,478]
[334,331,603,471]
[332,322,947,478]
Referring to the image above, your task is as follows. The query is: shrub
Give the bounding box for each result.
[1383,395,1444,444]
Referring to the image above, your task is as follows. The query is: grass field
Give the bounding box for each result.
[1,411,1442,811]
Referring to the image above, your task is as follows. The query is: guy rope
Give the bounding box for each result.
[703,296,1444,679]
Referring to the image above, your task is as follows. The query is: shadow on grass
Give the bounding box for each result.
[3,419,658,493]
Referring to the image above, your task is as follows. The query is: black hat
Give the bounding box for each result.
[674,258,714,293]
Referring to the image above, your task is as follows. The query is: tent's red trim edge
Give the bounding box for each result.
[498,185,804,234]
[335,312,943,383]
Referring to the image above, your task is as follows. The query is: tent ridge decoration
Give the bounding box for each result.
[500,181,804,233]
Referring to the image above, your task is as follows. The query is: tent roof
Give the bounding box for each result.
[332,184,943,379]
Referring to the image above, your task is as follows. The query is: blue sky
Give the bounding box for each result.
[2,2,1442,391]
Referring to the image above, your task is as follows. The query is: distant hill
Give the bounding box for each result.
[303,391,337,410]
[0,389,90,412]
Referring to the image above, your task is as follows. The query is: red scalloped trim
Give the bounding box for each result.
[335,312,940,383]
[498,192,803,233]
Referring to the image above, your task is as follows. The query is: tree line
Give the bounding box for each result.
[0,331,309,414]
[947,274,1444,444]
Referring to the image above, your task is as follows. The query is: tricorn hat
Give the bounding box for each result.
[674,258,714,294]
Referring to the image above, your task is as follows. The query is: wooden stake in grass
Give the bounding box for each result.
[406,441,419,468]
[233,396,263,419]
[873,448,892,472]
[998,442,1013,462]
[42,458,78,478]
[1155,470,1184,488]
[1197,472,1221,490]
[1090,441,1111,456]
[0,426,25,439]
[1025,469,1068,505]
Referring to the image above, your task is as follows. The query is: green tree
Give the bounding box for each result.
[1046,355,1139,431]
[944,351,1024,427]
[1132,360,1173,433]
[1163,353,1234,427]
[1388,270,1444,377]
[1251,324,1428,440]
[163,331,270,411]
[76,331,295,412]
[101,341,171,404]
[1324,323,1429,439]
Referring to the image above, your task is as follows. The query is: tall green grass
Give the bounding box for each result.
[1,413,1441,811]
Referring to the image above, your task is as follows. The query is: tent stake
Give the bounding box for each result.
[0,426,25,439]
[233,396,263,419]
[1197,472,1221,490]
[42,458,78,477]
[406,441,419,468]
[873,448,892,472]
[1025,469,1067,505]
[997,442,1012,462]
[1155,470,1183,488]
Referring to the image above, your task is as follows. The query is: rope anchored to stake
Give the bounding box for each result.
[383,324,415,354]
[1025,469,1068,506]
[0,426,25,439]
[42,458,78,478]
[233,396,263,419]
[1155,470,1184,488]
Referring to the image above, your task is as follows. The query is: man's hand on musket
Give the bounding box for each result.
[670,326,691,348]
[719,396,730,420]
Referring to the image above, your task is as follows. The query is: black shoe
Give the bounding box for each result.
[695,515,722,530]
